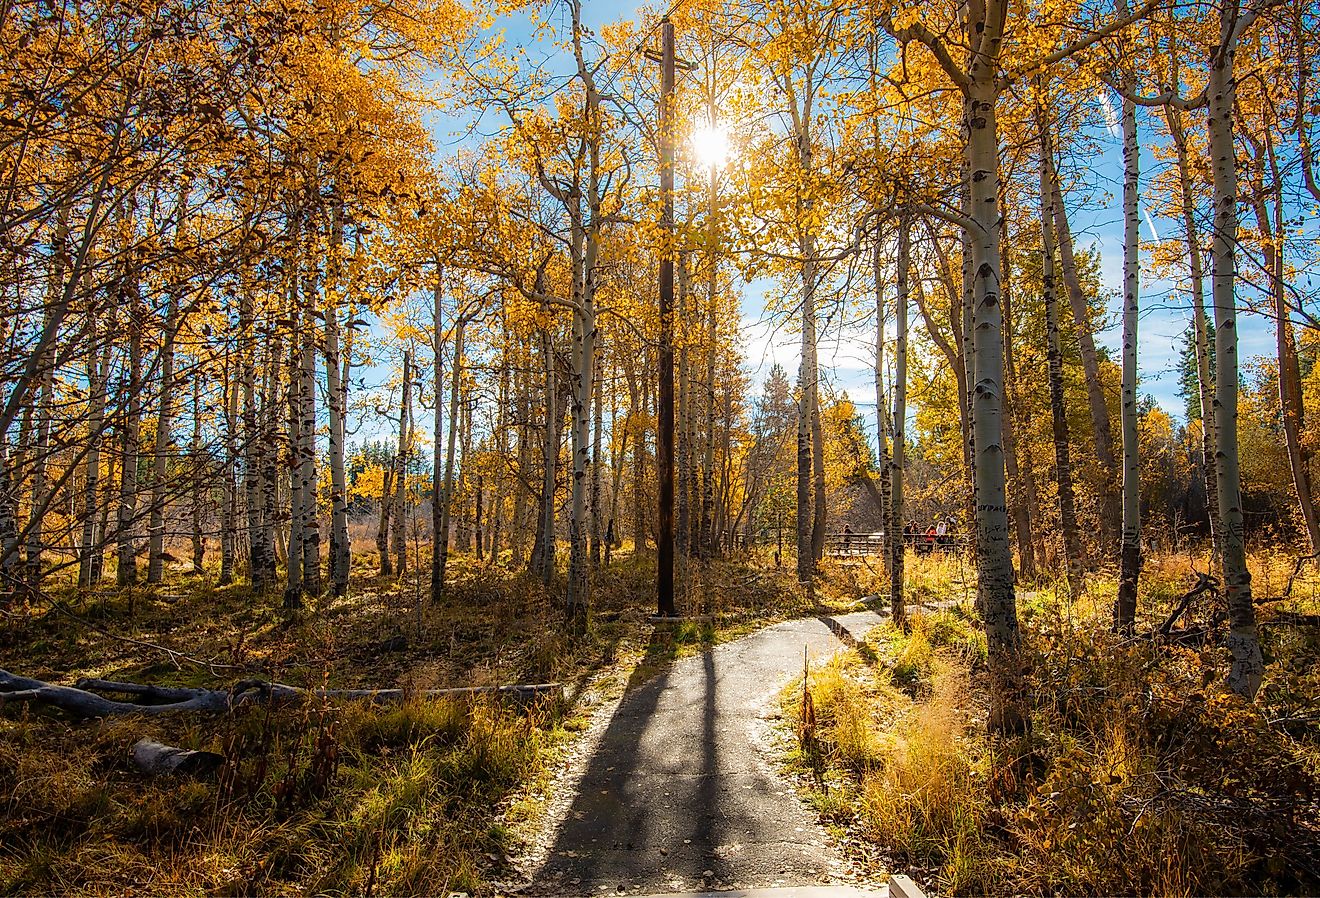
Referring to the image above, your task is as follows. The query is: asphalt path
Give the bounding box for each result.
[525,610,887,896]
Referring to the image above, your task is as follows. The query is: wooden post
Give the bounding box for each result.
[655,18,676,617]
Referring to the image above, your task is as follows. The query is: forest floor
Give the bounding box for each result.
[4,547,1319,896]
[0,547,859,896]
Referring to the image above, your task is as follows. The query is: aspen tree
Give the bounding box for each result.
[392,351,412,577]
[890,213,910,627]
[1208,0,1264,698]
[1115,1,1143,632]
[1038,106,1088,602]
[1163,99,1222,560]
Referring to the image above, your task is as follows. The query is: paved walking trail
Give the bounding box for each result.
[521,611,887,897]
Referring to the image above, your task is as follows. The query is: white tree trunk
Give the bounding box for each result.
[1116,80,1142,631]
[890,217,909,626]
[1207,4,1263,698]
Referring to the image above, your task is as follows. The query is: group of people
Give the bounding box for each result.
[904,519,956,554]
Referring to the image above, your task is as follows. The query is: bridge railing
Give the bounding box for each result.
[824,531,968,556]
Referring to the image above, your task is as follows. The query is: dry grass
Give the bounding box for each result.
[783,549,1320,896]
[0,546,813,896]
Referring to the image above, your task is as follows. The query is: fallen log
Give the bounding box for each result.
[131,739,224,777]
[0,669,565,720]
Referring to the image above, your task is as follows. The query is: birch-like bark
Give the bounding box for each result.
[1207,0,1263,697]
[324,209,351,596]
[590,355,603,569]
[628,360,646,552]
[474,473,485,561]
[297,282,321,597]
[491,353,510,563]
[873,236,891,572]
[890,216,909,627]
[960,148,978,561]
[392,350,411,577]
[677,256,692,560]
[324,306,349,595]
[264,348,284,573]
[1115,74,1142,632]
[511,350,532,566]
[566,251,596,630]
[25,216,65,587]
[701,168,718,561]
[967,70,1022,734]
[438,327,463,598]
[284,307,304,608]
[241,271,274,589]
[194,372,207,575]
[532,324,557,585]
[377,466,393,577]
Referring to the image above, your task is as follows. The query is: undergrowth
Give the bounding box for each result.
[0,546,811,896]
[784,549,1320,896]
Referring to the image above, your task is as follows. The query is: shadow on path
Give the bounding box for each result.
[526,612,885,896]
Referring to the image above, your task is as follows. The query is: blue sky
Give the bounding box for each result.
[419,4,1291,442]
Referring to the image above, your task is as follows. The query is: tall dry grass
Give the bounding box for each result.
[786,555,1320,896]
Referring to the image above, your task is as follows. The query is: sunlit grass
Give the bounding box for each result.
[0,544,823,895]
[786,550,1320,896]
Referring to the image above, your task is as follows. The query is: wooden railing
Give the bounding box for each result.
[824,530,967,557]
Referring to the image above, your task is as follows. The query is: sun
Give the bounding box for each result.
[690,122,730,170]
